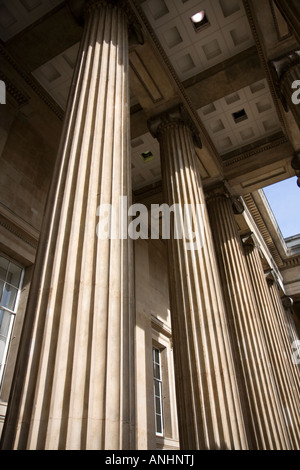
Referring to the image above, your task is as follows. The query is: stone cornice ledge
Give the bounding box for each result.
[0,203,39,249]
[223,134,288,167]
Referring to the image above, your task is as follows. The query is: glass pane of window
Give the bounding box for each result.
[156,414,162,435]
[153,348,159,364]
[155,396,161,415]
[0,309,13,368]
[1,284,18,311]
[154,379,160,397]
[6,263,22,287]
[153,362,160,379]
[0,257,9,281]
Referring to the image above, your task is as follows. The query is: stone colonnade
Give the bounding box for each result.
[243,237,300,448]
[0,0,299,451]
[206,188,299,449]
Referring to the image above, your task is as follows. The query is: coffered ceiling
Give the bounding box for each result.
[0,0,294,192]
[141,0,254,80]
[0,0,64,41]
[197,78,281,155]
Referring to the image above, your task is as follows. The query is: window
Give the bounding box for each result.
[153,347,164,436]
[0,255,23,384]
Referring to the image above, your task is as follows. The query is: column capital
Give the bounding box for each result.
[271,50,300,80]
[291,151,300,188]
[242,233,256,248]
[205,182,245,215]
[282,295,294,309]
[291,150,300,170]
[270,49,300,112]
[67,0,144,45]
[147,104,202,148]
[242,234,265,260]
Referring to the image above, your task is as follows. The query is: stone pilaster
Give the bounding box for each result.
[271,50,300,128]
[243,236,300,449]
[1,0,134,450]
[273,0,300,44]
[148,106,248,450]
[206,185,292,449]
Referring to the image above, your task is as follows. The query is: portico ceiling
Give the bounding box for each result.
[0,0,294,192]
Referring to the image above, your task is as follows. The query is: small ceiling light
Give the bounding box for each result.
[232,109,248,124]
[191,11,205,23]
[190,10,209,31]
[140,151,155,163]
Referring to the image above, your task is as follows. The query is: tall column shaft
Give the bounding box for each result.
[268,280,300,395]
[244,238,300,449]
[149,108,248,450]
[1,0,134,450]
[206,189,291,449]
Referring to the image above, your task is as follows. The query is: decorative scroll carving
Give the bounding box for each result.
[148,104,202,149]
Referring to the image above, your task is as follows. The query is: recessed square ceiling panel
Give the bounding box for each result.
[141,0,254,81]
[131,133,161,190]
[32,42,80,110]
[197,79,281,155]
[0,0,64,41]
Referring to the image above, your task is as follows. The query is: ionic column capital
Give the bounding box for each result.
[205,182,245,215]
[291,151,300,188]
[282,296,294,309]
[272,50,300,82]
[148,104,202,148]
[270,50,300,126]
[67,0,144,45]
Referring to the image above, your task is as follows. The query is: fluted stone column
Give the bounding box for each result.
[243,237,300,449]
[268,279,300,387]
[206,186,292,449]
[272,51,300,128]
[1,0,135,450]
[273,0,300,44]
[149,106,248,450]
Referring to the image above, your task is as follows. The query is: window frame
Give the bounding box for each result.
[152,346,164,437]
[0,254,24,385]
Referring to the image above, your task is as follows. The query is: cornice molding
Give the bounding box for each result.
[0,71,29,107]
[0,42,64,120]
[243,193,284,267]
[0,204,39,251]
[223,134,288,167]
[281,255,300,269]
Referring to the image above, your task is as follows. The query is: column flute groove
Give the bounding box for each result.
[1,0,135,450]
[244,238,300,449]
[206,189,292,449]
[268,280,300,396]
[149,108,248,450]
